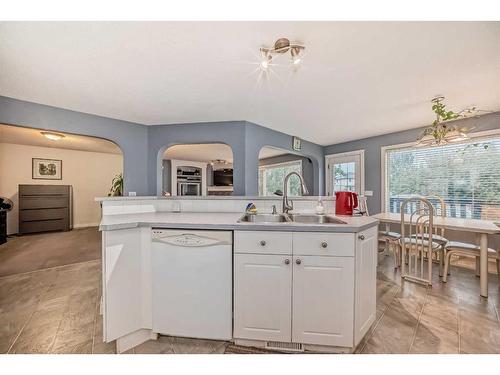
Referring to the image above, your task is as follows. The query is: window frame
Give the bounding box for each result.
[325,149,365,196]
[258,159,303,196]
[380,128,500,213]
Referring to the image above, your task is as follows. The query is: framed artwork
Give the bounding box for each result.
[32,158,62,180]
[293,136,302,151]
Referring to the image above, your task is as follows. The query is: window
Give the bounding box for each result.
[325,150,364,195]
[259,160,302,196]
[384,134,500,220]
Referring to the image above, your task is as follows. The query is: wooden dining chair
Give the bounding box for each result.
[400,197,444,286]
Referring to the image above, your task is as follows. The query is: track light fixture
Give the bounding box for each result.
[259,38,305,70]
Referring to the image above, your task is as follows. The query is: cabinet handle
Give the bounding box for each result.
[296,258,302,265]
[321,241,328,248]
[358,235,365,240]
[260,240,266,246]
[284,259,290,265]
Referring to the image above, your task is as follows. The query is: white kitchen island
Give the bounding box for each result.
[97,196,379,353]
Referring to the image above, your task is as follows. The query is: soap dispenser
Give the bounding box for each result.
[316,197,325,215]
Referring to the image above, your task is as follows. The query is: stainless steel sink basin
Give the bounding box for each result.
[238,213,291,223]
[238,213,347,225]
[288,214,347,224]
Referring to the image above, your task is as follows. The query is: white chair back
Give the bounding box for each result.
[400,197,435,285]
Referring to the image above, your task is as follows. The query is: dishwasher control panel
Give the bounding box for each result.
[151,229,232,247]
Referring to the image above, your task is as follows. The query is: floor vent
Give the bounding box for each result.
[265,341,304,352]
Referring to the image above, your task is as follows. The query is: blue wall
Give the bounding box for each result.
[0,96,149,195]
[147,121,248,195]
[323,112,500,214]
[147,121,324,196]
[0,96,324,196]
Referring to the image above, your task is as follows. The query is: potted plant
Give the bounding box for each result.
[108,173,123,196]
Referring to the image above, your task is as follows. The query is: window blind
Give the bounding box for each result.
[386,136,500,220]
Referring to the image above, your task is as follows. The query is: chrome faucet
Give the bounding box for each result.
[282,172,309,214]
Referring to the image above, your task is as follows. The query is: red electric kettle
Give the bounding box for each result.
[335,191,359,216]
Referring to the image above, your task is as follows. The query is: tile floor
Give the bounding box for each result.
[0,244,499,354]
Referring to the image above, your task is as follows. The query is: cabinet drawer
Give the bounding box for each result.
[234,231,292,255]
[293,232,355,257]
[19,219,68,234]
[20,208,68,221]
[19,197,68,209]
[19,184,69,196]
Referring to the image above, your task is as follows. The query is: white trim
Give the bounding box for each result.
[258,159,303,171]
[73,223,100,229]
[380,128,500,212]
[169,159,207,196]
[324,149,366,159]
[325,149,365,196]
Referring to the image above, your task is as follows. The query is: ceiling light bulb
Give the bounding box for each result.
[41,131,65,141]
[291,47,303,65]
[260,49,271,70]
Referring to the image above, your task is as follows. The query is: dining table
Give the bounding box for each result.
[373,212,500,298]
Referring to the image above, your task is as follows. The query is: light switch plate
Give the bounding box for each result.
[364,190,373,196]
[128,192,137,196]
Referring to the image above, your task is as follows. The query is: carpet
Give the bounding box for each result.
[0,227,101,277]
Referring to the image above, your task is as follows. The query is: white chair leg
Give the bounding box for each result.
[475,256,480,277]
[443,251,453,283]
[438,251,444,277]
[391,242,398,269]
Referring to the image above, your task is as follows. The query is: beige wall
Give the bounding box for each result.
[0,143,122,234]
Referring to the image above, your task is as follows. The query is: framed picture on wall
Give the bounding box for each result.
[32,158,62,180]
[293,136,302,151]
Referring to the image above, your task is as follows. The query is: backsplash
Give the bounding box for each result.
[99,196,335,216]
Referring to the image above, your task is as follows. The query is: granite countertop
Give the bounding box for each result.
[99,211,378,232]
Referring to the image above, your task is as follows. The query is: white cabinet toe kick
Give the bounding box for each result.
[101,226,378,353]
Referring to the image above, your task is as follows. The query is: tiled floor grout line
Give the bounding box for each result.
[406,286,430,354]
[47,312,65,354]
[358,283,401,353]
[6,309,36,354]
[0,259,101,280]
[493,301,500,323]
[457,298,462,354]
[90,292,101,354]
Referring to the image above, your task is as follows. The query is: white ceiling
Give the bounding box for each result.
[0,124,122,154]
[1,22,499,146]
[163,144,286,162]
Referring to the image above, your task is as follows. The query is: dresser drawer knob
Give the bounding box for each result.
[296,258,302,265]
[260,240,266,246]
[358,235,365,240]
[321,241,328,248]
[284,259,290,265]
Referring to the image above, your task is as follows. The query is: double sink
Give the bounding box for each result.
[238,213,347,225]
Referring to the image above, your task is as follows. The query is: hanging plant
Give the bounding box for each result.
[416,96,482,147]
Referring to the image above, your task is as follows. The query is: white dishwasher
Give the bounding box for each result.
[151,229,233,340]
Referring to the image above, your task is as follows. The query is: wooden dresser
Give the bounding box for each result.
[18,185,73,234]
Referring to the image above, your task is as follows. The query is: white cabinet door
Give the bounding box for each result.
[103,228,145,341]
[354,227,378,345]
[234,254,292,342]
[292,255,354,347]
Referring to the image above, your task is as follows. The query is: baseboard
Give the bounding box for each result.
[73,223,100,229]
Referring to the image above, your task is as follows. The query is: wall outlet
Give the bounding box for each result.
[128,192,137,196]
[364,190,373,197]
